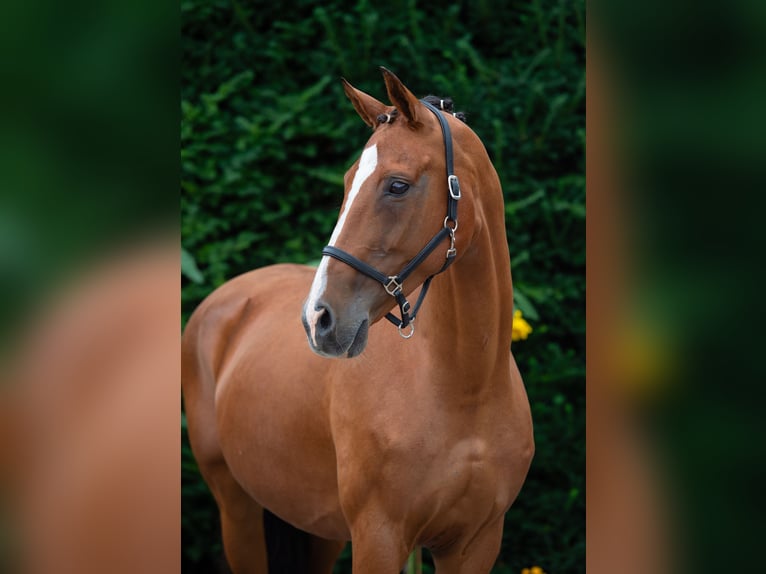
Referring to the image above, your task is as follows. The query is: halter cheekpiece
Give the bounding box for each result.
[322,99,460,339]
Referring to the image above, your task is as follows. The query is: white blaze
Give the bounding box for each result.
[305,144,378,345]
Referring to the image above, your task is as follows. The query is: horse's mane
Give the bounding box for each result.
[376,95,467,126]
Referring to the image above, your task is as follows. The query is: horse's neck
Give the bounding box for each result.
[418,222,514,392]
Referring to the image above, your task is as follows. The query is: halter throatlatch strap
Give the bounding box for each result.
[322,99,460,338]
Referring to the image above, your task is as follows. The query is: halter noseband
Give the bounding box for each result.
[322,99,461,339]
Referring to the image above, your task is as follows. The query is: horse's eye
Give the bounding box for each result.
[389,181,410,195]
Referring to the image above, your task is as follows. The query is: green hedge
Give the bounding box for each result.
[182,1,584,572]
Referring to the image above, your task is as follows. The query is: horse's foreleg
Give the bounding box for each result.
[204,461,268,574]
[349,518,409,574]
[431,517,504,574]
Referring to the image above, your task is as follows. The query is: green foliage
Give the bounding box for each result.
[182,0,584,572]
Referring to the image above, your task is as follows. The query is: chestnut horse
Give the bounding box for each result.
[182,68,534,573]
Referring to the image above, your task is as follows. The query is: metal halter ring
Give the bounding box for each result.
[443,216,458,232]
[384,276,403,296]
[398,321,415,339]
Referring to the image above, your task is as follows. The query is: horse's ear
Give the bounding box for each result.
[341,78,388,129]
[380,67,422,129]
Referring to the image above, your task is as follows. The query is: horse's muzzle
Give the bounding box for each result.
[302,301,369,358]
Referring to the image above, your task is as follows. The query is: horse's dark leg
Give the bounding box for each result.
[307,535,346,574]
[264,510,345,574]
[263,510,309,573]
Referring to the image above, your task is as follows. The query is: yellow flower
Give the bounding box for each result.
[522,567,546,574]
[512,309,533,341]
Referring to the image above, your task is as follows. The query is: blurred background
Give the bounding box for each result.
[0,0,178,573]
[587,0,766,572]
[181,1,584,573]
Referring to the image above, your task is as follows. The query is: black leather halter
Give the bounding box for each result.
[322,99,461,339]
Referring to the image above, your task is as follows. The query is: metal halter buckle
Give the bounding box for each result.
[384,276,403,296]
[448,175,461,200]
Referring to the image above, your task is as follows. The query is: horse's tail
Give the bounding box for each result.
[263,509,312,573]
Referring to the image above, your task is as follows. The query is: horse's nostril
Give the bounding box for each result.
[318,310,331,331]
[316,304,334,334]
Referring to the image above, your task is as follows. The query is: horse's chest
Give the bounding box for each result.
[335,418,518,526]
[424,435,517,509]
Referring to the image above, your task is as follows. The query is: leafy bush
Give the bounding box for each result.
[182,0,584,572]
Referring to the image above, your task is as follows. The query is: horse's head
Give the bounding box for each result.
[302,68,477,358]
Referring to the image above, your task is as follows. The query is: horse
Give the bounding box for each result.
[181,67,534,573]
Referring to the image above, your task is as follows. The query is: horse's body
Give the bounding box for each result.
[182,69,534,573]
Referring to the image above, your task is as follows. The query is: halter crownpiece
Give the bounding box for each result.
[376,112,396,124]
[322,99,460,339]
